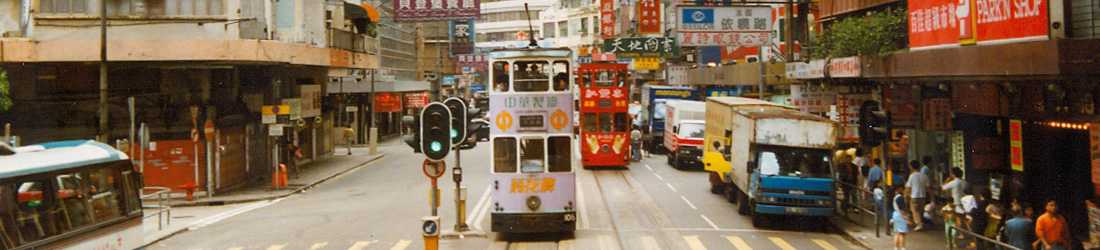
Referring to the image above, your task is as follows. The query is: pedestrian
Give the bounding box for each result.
[286,143,303,178]
[969,188,991,249]
[943,168,969,229]
[854,148,870,181]
[893,185,911,250]
[921,156,935,184]
[907,160,930,231]
[866,158,884,191]
[1035,200,1073,250]
[837,153,860,212]
[943,200,959,248]
[630,125,642,161]
[1004,205,1036,250]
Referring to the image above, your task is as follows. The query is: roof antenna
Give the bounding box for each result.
[523,3,538,48]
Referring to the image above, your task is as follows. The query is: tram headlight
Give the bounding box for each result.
[526,196,542,210]
[601,145,610,152]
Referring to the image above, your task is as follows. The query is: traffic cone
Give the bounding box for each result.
[273,164,288,187]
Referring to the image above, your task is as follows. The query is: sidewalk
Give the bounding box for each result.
[832,207,950,250]
[141,144,386,246]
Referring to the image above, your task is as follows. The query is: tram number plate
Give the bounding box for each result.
[520,115,544,128]
[564,213,576,222]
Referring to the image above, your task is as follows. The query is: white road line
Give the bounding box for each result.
[725,236,753,250]
[640,235,660,250]
[680,195,696,210]
[308,242,327,250]
[576,175,590,230]
[653,173,663,181]
[812,239,839,250]
[188,198,284,230]
[700,214,719,230]
[644,164,653,171]
[390,240,412,250]
[347,241,372,250]
[467,185,493,231]
[683,235,707,250]
[266,245,285,250]
[666,183,678,192]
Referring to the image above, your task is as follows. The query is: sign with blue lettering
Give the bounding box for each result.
[470,84,485,92]
[677,6,772,47]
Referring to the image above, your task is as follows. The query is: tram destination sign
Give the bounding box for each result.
[603,37,680,58]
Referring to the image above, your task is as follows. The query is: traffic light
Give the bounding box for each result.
[466,107,482,137]
[402,115,421,153]
[444,98,467,146]
[858,100,892,147]
[421,102,452,160]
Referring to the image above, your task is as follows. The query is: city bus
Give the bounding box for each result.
[487,46,577,233]
[0,140,144,250]
[577,63,631,168]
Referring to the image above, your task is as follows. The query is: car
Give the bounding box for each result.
[472,118,490,142]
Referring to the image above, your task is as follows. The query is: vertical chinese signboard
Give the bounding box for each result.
[1010,120,1023,172]
[923,98,952,131]
[600,0,615,38]
[450,20,475,55]
[885,85,920,128]
[666,65,690,85]
[909,0,1048,50]
[394,0,480,21]
[638,0,660,34]
[1091,124,1100,196]
[677,6,772,46]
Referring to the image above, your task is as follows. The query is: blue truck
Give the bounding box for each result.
[640,85,699,154]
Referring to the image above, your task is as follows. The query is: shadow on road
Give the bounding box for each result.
[495,232,576,242]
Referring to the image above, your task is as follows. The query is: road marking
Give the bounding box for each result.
[683,235,707,250]
[725,236,752,250]
[576,175,590,230]
[768,237,797,250]
[467,185,493,231]
[680,195,696,209]
[227,248,244,250]
[640,235,660,250]
[390,240,412,250]
[700,214,719,230]
[813,239,839,250]
[558,239,575,250]
[348,241,372,250]
[308,243,327,250]
[666,183,678,192]
[266,245,285,250]
[598,235,614,250]
[188,198,284,230]
[644,164,653,171]
[653,173,664,181]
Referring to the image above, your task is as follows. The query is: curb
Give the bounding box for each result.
[828,216,875,250]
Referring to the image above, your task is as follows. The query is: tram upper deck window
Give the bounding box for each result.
[595,70,614,87]
[618,70,628,87]
[493,62,509,92]
[520,137,546,173]
[514,61,549,92]
[552,61,570,91]
[548,136,572,172]
[494,137,518,173]
[580,71,592,88]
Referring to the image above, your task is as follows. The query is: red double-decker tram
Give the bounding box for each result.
[578,63,631,168]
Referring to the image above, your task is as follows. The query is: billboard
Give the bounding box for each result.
[603,37,680,58]
[450,20,475,55]
[638,0,661,34]
[394,0,480,21]
[909,0,1048,49]
[600,0,615,38]
[677,6,772,47]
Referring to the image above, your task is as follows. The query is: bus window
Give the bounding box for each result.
[552,61,569,91]
[56,173,91,230]
[121,171,141,215]
[599,113,613,132]
[514,61,549,92]
[547,136,572,172]
[582,113,598,132]
[14,179,59,242]
[614,113,629,132]
[520,137,545,173]
[494,137,518,173]
[84,167,122,223]
[493,62,509,92]
[0,183,19,246]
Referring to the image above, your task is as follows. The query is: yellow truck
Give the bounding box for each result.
[702,97,838,227]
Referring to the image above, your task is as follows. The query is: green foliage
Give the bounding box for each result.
[0,69,11,111]
[366,22,380,38]
[812,7,909,59]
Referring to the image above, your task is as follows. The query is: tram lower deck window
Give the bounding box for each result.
[548,136,572,172]
[520,137,546,173]
[494,137,517,173]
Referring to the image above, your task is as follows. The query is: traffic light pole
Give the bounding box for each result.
[454,147,468,231]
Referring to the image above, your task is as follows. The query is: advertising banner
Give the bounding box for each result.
[450,20,475,55]
[908,0,961,49]
[677,6,773,47]
[489,93,574,134]
[634,58,660,70]
[835,93,872,142]
[299,84,322,118]
[1011,120,1023,172]
[600,0,615,38]
[909,0,1048,49]
[790,84,835,113]
[638,0,661,34]
[394,0,480,21]
[666,65,690,85]
[456,53,488,68]
[374,93,402,112]
[884,84,920,128]
[975,0,1048,44]
[404,92,429,108]
[604,37,680,58]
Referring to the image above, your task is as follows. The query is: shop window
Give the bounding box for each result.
[494,137,517,173]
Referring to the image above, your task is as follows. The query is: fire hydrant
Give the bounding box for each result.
[180,182,199,201]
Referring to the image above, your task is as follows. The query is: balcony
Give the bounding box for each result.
[328,28,378,53]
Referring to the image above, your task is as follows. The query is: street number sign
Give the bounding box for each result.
[423,159,446,179]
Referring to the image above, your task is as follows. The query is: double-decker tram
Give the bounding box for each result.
[577,63,631,168]
[487,46,577,233]
[0,140,144,250]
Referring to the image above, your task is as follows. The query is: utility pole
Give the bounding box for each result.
[98,0,108,142]
[785,0,795,61]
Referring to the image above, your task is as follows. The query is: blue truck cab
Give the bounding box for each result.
[640,85,698,154]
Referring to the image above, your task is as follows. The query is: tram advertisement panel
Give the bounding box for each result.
[491,172,576,212]
[490,93,574,134]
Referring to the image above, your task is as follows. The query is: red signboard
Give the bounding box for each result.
[142,140,205,192]
[374,93,402,112]
[638,0,660,34]
[393,0,480,21]
[404,92,429,109]
[975,0,1048,43]
[908,0,962,49]
[1010,120,1023,172]
[600,0,615,38]
[910,0,1049,49]
[884,85,920,128]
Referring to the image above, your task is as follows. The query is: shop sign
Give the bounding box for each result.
[592,53,617,62]
[908,0,962,49]
[393,0,480,21]
[600,0,615,38]
[578,56,592,64]
[450,20,475,55]
[827,57,860,78]
[922,98,952,131]
[456,53,488,68]
[785,57,859,79]
[1010,120,1023,172]
[676,6,772,47]
[951,131,966,170]
[666,65,690,86]
[374,93,403,112]
[909,0,1049,49]
[835,93,872,142]
[638,0,661,34]
[603,37,681,58]
[790,84,835,113]
[634,58,660,70]
[404,92,429,108]
[1091,124,1100,196]
[975,0,1048,44]
[884,85,920,128]
[282,98,302,121]
[299,85,322,118]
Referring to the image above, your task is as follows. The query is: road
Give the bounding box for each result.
[148,139,863,250]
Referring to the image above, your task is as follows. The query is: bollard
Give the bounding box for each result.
[422,216,439,250]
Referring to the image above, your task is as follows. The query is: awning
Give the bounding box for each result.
[344,2,380,22]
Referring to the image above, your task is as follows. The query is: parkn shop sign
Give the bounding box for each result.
[908,0,1048,50]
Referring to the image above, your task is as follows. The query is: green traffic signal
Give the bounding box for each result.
[430,141,442,152]
[450,129,458,139]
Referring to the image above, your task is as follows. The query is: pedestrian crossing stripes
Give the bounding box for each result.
[768,237,798,250]
[309,243,328,250]
[208,235,846,250]
[390,240,412,250]
[813,239,840,250]
[725,236,753,250]
[265,245,285,250]
[347,241,371,250]
[684,235,707,250]
[640,235,661,250]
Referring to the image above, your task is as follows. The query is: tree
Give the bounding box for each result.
[0,69,11,111]
[812,7,909,59]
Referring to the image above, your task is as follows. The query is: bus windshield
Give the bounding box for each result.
[678,123,704,139]
[757,146,832,178]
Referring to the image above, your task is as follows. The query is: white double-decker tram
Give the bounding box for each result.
[487,47,577,233]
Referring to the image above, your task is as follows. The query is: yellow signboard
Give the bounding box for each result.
[634,58,660,70]
[262,105,291,115]
[510,177,556,193]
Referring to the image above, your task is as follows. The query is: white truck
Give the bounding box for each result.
[702,97,838,227]
[663,100,706,169]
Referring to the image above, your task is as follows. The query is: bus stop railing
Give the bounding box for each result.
[948,225,1022,250]
[141,187,172,230]
[835,180,882,237]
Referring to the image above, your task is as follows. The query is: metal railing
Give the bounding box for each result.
[948,225,1022,250]
[835,180,882,237]
[141,187,172,230]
